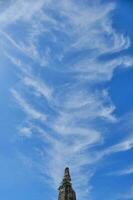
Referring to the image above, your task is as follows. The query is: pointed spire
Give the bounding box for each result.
[58,167,76,200]
[64,167,71,182]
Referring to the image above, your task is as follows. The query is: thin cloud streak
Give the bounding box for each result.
[23,77,53,101]
[109,166,133,176]
[11,89,47,121]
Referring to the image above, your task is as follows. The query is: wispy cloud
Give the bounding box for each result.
[106,136,133,154]
[11,89,47,121]
[19,126,33,138]
[23,77,53,101]
[109,166,133,176]
[0,0,46,26]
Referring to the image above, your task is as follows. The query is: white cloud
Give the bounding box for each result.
[23,76,53,101]
[106,136,133,154]
[0,0,46,26]
[11,89,47,121]
[109,166,133,176]
[5,52,32,75]
[19,126,32,138]
[0,30,51,66]
[65,55,133,83]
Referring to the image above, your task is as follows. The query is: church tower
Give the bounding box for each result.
[58,167,76,200]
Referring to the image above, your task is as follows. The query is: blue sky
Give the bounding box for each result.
[0,0,133,200]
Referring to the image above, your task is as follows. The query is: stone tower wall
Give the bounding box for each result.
[58,168,76,200]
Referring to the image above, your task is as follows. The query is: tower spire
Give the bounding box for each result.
[64,167,71,182]
[58,167,76,200]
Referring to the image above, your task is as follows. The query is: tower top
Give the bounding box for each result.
[58,167,76,200]
[64,167,71,182]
